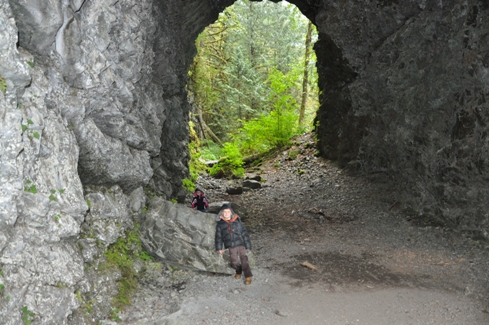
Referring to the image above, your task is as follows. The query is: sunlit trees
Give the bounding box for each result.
[187,0,318,176]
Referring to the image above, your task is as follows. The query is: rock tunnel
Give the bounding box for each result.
[1,0,489,323]
[3,0,488,231]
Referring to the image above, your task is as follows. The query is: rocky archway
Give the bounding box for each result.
[1,0,489,324]
[6,0,489,230]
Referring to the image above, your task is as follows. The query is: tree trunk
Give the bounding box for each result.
[299,21,313,129]
[197,105,205,139]
[202,119,223,145]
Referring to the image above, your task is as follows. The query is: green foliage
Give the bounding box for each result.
[54,214,62,225]
[58,189,65,194]
[200,141,222,161]
[0,267,3,276]
[27,61,34,68]
[188,0,317,141]
[0,76,6,94]
[27,119,34,125]
[22,125,27,132]
[182,178,195,192]
[266,67,301,146]
[86,199,91,208]
[33,132,40,139]
[171,198,178,203]
[139,251,153,262]
[21,306,35,325]
[209,142,244,178]
[188,122,209,180]
[0,284,4,291]
[110,309,122,322]
[25,184,37,194]
[187,0,319,176]
[49,189,59,201]
[104,224,153,309]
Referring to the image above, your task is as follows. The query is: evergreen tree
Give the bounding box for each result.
[188,0,319,168]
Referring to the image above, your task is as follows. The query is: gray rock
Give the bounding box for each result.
[76,118,153,193]
[245,173,262,181]
[243,180,262,189]
[207,201,228,214]
[226,187,243,195]
[9,0,63,56]
[82,185,133,246]
[312,0,489,230]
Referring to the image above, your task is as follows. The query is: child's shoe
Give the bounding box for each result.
[235,273,242,279]
[245,277,252,285]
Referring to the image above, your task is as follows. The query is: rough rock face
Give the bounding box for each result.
[306,0,489,231]
[0,0,220,323]
[1,0,489,324]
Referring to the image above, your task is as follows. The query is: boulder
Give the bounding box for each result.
[243,179,261,189]
[245,173,262,181]
[207,201,244,217]
[226,186,243,195]
[140,197,254,274]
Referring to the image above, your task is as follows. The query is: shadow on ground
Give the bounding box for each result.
[278,252,431,290]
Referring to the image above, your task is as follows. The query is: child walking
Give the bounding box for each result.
[215,203,253,284]
[191,187,209,212]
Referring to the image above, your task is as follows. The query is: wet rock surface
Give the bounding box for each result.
[122,133,489,325]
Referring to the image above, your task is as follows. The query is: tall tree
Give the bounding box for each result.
[188,0,318,143]
[299,20,313,129]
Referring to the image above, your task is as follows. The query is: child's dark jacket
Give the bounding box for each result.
[215,206,252,251]
[191,189,209,211]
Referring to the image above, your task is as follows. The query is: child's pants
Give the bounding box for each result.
[229,246,253,278]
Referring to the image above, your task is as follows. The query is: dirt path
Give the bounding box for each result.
[124,133,489,325]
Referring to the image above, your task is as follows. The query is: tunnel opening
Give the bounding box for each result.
[185,0,321,181]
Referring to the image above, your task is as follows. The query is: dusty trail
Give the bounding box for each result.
[124,133,489,325]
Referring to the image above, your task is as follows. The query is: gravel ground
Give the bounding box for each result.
[120,133,489,325]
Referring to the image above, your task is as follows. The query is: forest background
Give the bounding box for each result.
[186,0,319,182]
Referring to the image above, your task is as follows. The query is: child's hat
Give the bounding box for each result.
[220,202,232,210]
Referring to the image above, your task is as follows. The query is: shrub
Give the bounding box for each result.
[209,142,244,178]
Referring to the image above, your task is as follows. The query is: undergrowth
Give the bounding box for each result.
[209,142,245,178]
[103,223,153,311]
